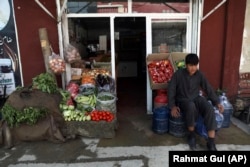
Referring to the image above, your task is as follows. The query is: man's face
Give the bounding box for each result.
[186,64,198,76]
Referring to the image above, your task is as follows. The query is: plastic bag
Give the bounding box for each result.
[79,83,96,95]
[195,108,224,139]
[195,115,208,139]
[64,44,81,63]
[96,92,117,113]
[74,93,96,109]
[66,82,79,99]
[49,52,66,75]
[96,74,116,93]
[214,108,224,130]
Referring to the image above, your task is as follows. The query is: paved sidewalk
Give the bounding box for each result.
[1,77,250,167]
[1,112,250,167]
[1,137,250,167]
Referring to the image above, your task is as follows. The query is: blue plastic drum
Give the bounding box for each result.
[152,106,169,134]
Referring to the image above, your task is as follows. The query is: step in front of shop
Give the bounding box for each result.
[61,118,118,139]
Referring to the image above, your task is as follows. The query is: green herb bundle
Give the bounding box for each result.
[0,104,48,128]
[32,73,58,93]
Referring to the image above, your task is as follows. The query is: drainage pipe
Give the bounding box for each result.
[202,0,227,21]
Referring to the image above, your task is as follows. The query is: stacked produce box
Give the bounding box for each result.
[147,52,187,136]
[147,53,174,90]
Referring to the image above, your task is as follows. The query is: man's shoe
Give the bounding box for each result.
[207,142,217,151]
[188,134,197,151]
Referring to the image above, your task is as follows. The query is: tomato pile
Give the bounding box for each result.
[148,60,174,83]
[90,110,115,122]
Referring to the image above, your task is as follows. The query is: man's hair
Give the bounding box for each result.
[185,53,199,65]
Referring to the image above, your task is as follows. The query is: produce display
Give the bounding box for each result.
[147,59,174,83]
[60,67,117,123]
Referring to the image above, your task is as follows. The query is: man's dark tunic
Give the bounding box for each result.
[167,68,220,130]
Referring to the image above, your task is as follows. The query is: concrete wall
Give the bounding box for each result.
[240,0,250,73]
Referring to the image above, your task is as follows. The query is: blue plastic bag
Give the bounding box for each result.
[195,108,224,139]
[195,115,208,139]
[214,108,224,130]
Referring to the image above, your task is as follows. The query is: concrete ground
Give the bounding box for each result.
[0,77,250,166]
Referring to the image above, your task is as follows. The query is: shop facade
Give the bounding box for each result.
[9,0,248,113]
[58,0,199,114]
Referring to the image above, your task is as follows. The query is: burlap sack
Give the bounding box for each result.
[0,88,67,148]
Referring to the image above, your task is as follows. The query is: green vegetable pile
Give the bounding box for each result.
[0,104,48,128]
[98,94,114,101]
[175,60,185,70]
[32,73,58,93]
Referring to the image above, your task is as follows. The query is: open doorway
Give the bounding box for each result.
[114,17,147,114]
[67,17,147,114]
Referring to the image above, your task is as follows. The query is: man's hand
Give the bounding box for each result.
[217,104,224,113]
[171,106,181,118]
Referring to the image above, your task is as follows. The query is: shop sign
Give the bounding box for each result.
[0,0,22,96]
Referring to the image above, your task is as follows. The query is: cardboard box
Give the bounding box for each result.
[71,68,82,76]
[71,68,82,81]
[169,52,188,71]
[146,53,171,90]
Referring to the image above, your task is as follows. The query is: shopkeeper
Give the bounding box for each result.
[167,53,224,151]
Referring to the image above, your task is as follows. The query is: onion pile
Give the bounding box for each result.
[64,44,81,63]
[49,58,66,74]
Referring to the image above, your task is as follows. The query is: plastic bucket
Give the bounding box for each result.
[169,113,186,137]
[152,106,169,134]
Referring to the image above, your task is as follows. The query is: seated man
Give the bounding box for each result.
[167,53,224,151]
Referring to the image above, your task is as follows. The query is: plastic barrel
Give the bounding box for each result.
[169,112,186,137]
[152,106,169,134]
[154,89,168,109]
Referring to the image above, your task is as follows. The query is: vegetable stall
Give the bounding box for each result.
[0,45,118,147]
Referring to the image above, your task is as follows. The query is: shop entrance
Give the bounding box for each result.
[114,17,147,114]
